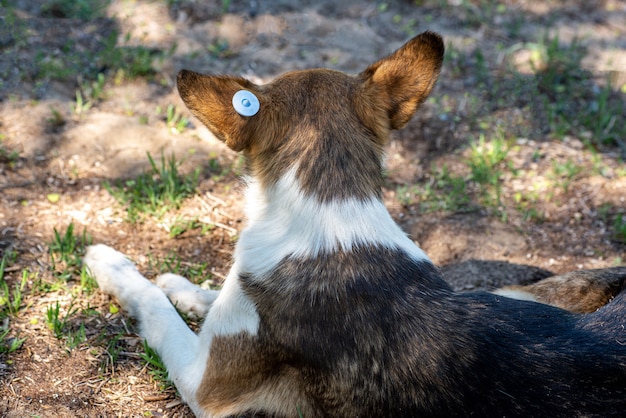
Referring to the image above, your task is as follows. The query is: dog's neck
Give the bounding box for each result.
[235,164,430,278]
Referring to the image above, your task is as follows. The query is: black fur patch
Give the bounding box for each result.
[240,246,626,417]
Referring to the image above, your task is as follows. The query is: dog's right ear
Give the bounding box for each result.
[359,31,444,130]
[177,70,262,152]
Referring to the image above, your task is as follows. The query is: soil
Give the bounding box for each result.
[1,1,625,417]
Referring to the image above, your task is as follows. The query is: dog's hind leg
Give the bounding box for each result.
[84,245,208,412]
[156,273,220,320]
[494,267,626,313]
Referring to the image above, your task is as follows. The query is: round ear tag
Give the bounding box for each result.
[232,90,260,117]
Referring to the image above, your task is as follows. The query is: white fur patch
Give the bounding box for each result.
[203,263,260,337]
[156,273,220,319]
[492,288,538,303]
[237,167,430,277]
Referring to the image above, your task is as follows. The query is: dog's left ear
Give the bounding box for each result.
[359,31,444,130]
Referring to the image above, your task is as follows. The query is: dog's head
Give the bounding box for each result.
[177,31,444,200]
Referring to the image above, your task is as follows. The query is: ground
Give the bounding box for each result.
[1,0,625,417]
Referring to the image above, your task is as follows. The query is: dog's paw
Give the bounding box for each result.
[156,273,219,319]
[84,244,150,298]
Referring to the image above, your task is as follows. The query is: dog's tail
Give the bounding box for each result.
[495,267,626,313]
[576,281,626,349]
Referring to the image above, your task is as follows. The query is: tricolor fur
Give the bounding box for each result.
[84,31,626,417]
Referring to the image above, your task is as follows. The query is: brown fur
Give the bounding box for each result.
[502,267,626,313]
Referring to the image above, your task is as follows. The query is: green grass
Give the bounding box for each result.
[0,135,20,168]
[100,40,163,80]
[613,214,626,243]
[140,340,173,391]
[46,300,74,339]
[156,104,190,134]
[467,132,510,210]
[444,32,626,155]
[395,165,472,213]
[99,333,123,373]
[168,216,214,238]
[49,223,92,281]
[7,6,165,96]
[149,252,211,286]
[0,270,27,319]
[45,298,90,350]
[0,326,25,355]
[1,255,23,318]
[105,152,200,223]
[0,254,27,357]
[549,159,582,193]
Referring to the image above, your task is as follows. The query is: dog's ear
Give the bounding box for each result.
[177,70,262,152]
[359,31,444,130]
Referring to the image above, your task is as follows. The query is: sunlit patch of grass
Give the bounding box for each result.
[549,159,582,193]
[105,152,200,223]
[167,215,215,238]
[395,163,473,214]
[467,132,510,209]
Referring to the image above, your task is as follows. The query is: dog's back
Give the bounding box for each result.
[232,249,626,417]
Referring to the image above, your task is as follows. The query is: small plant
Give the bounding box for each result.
[0,139,20,167]
[45,301,64,339]
[46,300,79,340]
[550,159,582,192]
[207,39,231,59]
[99,333,123,373]
[396,166,472,214]
[0,272,27,319]
[582,80,625,148]
[165,104,190,134]
[613,214,626,243]
[72,89,93,116]
[105,152,200,223]
[78,267,98,295]
[168,216,214,238]
[49,223,92,280]
[149,252,211,285]
[513,191,544,223]
[73,73,107,117]
[0,327,25,355]
[45,299,88,350]
[467,133,509,208]
[89,73,107,102]
[100,33,160,79]
[0,255,28,319]
[66,323,87,350]
[47,106,66,128]
[140,340,173,391]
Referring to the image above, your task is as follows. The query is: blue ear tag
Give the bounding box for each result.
[232,90,260,117]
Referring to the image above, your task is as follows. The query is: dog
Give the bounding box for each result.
[84,31,626,417]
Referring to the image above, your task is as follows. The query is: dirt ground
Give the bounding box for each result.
[1,0,625,417]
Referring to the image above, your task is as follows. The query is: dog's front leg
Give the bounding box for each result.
[84,245,208,413]
[156,273,220,320]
